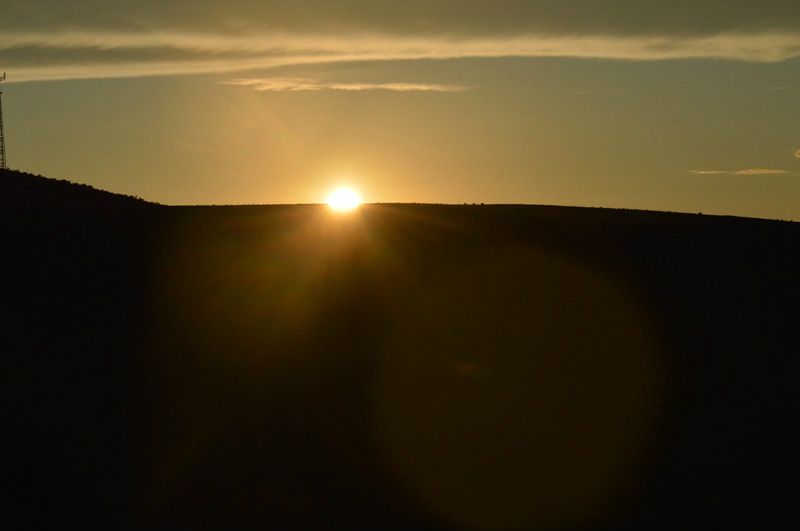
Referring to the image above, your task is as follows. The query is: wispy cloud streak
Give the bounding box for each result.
[4,30,800,82]
[735,168,788,175]
[691,168,790,176]
[222,77,467,92]
[690,170,730,175]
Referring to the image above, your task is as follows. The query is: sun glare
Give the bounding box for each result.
[326,187,362,212]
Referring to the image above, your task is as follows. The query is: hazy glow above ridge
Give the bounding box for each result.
[326,187,362,212]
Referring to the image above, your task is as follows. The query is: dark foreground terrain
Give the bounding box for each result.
[3,169,799,529]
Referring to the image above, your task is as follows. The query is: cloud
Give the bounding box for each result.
[691,168,789,176]
[3,29,800,83]
[690,170,730,175]
[4,2,800,38]
[2,1,800,83]
[222,77,467,92]
[735,168,788,175]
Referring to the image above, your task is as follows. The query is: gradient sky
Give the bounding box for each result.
[2,1,799,218]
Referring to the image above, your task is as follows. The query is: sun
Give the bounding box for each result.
[326,186,362,212]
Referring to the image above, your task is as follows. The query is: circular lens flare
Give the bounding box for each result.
[327,187,362,212]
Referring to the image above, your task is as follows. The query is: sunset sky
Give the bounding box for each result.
[2,1,799,219]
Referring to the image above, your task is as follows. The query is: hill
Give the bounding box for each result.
[2,171,799,529]
[0,168,156,210]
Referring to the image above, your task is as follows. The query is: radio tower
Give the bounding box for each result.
[0,72,7,169]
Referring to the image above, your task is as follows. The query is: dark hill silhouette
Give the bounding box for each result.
[2,171,798,530]
[0,168,156,211]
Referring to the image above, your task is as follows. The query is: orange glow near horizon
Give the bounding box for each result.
[326,186,362,212]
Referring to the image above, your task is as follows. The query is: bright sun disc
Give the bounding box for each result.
[327,187,362,212]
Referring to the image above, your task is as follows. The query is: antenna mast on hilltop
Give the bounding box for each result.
[0,73,7,169]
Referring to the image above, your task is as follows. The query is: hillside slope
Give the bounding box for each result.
[0,168,157,210]
[2,172,799,529]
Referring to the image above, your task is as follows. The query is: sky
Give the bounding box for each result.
[1,1,799,219]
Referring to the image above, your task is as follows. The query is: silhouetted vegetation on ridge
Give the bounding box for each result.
[0,168,157,210]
